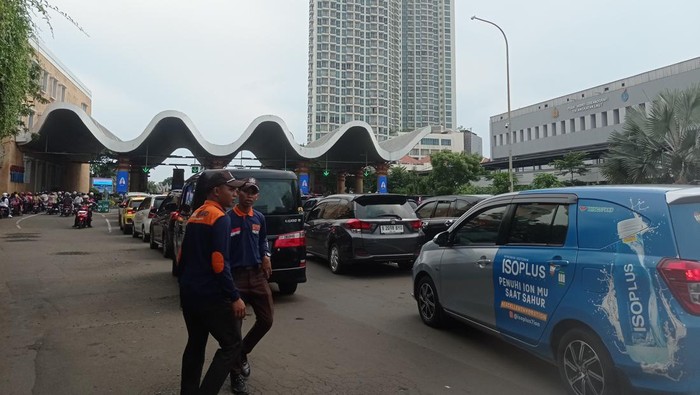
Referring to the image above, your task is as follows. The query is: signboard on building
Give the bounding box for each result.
[92,177,114,194]
[299,174,309,195]
[378,175,388,194]
[116,171,129,194]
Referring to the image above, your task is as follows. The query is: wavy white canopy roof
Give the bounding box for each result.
[18,102,432,170]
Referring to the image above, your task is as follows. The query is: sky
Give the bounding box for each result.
[34,0,700,181]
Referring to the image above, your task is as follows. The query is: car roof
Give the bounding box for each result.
[418,194,491,204]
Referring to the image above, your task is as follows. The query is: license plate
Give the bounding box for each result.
[380,225,404,234]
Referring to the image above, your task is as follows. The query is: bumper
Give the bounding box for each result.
[269,266,306,284]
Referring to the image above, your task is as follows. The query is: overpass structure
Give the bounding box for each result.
[16,103,433,194]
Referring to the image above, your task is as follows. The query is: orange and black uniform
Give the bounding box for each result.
[178,200,242,395]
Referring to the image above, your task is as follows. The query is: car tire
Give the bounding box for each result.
[132,225,139,238]
[149,225,158,249]
[329,244,346,274]
[278,283,298,295]
[162,230,172,258]
[123,224,131,235]
[416,276,445,328]
[171,253,179,277]
[398,261,414,270]
[142,226,149,242]
[557,327,619,395]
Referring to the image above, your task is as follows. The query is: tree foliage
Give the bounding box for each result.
[90,151,117,178]
[0,1,82,139]
[550,152,588,184]
[426,151,483,195]
[602,86,700,184]
[388,166,426,194]
[531,173,563,189]
[488,171,515,195]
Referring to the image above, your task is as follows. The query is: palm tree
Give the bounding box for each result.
[602,86,700,184]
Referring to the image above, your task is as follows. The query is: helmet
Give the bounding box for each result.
[89,192,94,196]
[2,193,7,197]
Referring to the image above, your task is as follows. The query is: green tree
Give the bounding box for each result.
[550,152,589,184]
[602,86,700,184]
[488,171,515,195]
[388,166,422,194]
[90,151,117,178]
[531,173,563,189]
[426,151,483,195]
[0,1,82,139]
[456,183,494,195]
[161,176,173,189]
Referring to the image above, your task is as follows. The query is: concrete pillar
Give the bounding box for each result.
[375,162,390,193]
[354,168,364,194]
[336,172,346,194]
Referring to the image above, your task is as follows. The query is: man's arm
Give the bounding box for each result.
[211,214,240,302]
[259,214,272,279]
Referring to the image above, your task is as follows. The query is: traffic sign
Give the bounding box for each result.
[323,170,330,177]
[192,166,199,173]
[142,167,150,174]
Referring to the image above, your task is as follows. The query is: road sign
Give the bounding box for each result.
[323,170,330,177]
[299,174,309,195]
[116,171,129,193]
[142,167,150,174]
[191,166,199,173]
[378,175,388,193]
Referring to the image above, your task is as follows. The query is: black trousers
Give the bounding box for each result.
[181,302,242,395]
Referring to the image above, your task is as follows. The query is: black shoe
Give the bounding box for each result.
[230,374,248,394]
[241,354,250,378]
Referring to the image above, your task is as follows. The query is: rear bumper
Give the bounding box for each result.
[348,252,419,264]
[269,266,306,284]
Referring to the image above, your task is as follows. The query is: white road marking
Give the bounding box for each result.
[15,214,40,229]
[98,213,112,233]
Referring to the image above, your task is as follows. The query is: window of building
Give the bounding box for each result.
[543,124,548,138]
[81,103,88,112]
[440,139,451,146]
[527,128,531,140]
[50,77,57,99]
[535,126,540,139]
[561,120,566,134]
[570,118,576,133]
[613,109,620,124]
[601,111,608,127]
[519,130,524,142]
[41,71,48,92]
[551,122,557,136]
[590,114,597,129]
[579,116,586,131]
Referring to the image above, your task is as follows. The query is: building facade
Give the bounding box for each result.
[307,0,455,143]
[487,57,700,185]
[0,40,92,193]
[406,126,482,159]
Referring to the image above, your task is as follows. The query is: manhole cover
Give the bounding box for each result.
[54,251,91,256]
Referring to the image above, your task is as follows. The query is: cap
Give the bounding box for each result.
[204,170,246,192]
[239,177,260,194]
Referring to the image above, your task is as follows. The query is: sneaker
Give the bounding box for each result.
[230,374,248,394]
[241,354,250,378]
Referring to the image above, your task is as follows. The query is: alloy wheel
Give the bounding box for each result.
[418,281,436,321]
[562,339,605,395]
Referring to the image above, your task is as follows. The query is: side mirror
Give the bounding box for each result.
[433,231,450,247]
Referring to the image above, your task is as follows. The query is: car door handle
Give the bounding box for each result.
[546,259,570,267]
[476,256,491,268]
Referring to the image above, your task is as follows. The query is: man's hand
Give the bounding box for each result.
[232,298,246,319]
[262,256,272,279]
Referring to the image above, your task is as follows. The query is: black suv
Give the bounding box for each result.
[149,189,182,263]
[304,193,423,273]
[414,195,490,241]
[172,169,306,295]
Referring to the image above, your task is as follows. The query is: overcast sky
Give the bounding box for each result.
[35,0,700,181]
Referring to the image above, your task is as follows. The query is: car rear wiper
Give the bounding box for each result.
[376,214,403,219]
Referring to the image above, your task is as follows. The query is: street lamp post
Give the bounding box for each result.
[471,15,513,192]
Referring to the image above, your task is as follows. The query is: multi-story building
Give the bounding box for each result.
[407,126,482,159]
[0,40,92,193]
[485,57,700,185]
[401,0,455,131]
[307,0,455,143]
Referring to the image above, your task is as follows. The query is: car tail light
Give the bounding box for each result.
[410,220,422,230]
[658,258,700,315]
[170,211,180,221]
[148,212,156,218]
[344,219,372,231]
[273,231,305,248]
[127,208,134,214]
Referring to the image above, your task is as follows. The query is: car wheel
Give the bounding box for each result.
[398,261,414,270]
[132,225,140,238]
[162,230,172,258]
[557,327,619,395]
[118,216,123,230]
[329,244,346,274]
[123,224,131,235]
[142,226,149,242]
[278,283,297,295]
[149,226,158,249]
[416,276,444,328]
[171,252,179,277]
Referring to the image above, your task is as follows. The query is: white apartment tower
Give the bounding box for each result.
[307,0,455,143]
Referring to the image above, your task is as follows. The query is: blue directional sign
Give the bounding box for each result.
[116,170,129,193]
[299,173,309,195]
[378,175,388,194]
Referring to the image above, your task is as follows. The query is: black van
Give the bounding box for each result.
[172,168,306,295]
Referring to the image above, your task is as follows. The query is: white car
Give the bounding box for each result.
[132,194,167,242]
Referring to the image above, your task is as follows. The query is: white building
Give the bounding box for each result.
[486,57,700,184]
[406,127,482,159]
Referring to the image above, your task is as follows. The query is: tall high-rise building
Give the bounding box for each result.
[307,0,455,143]
[401,0,455,131]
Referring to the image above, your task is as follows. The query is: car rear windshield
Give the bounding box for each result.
[129,199,143,208]
[253,179,299,215]
[669,202,700,260]
[354,197,416,219]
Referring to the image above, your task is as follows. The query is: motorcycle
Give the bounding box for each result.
[46,202,59,215]
[75,205,90,228]
[32,202,41,214]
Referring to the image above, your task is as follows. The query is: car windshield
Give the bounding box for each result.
[252,179,299,215]
[669,202,700,260]
[129,199,143,208]
[354,201,416,219]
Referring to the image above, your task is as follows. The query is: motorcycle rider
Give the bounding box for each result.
[73,195,93,228]
[61,193,73,216]
[0,192,11,218]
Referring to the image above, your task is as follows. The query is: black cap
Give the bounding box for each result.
[204,170,246,192]
[239,177,260,194]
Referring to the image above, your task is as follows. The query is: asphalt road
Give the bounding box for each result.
[0,211,563,394]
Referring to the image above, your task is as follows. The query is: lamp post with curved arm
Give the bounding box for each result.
[471,15,513,192]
